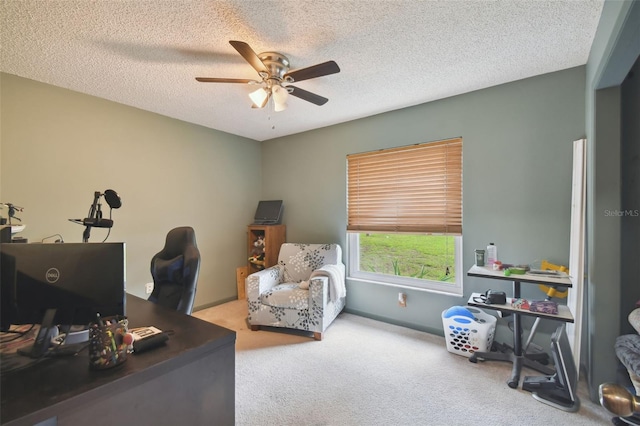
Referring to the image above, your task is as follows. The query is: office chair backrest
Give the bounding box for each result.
[149,226,200,315]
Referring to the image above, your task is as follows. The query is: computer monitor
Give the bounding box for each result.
[522,323,580,412]
[253,200,283,225]
[1,242,126,357]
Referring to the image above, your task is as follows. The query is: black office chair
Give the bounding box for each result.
[148,227,200,315]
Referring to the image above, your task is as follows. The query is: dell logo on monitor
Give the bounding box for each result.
[46,268,60,283]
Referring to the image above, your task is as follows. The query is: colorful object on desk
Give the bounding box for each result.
[540,260,568,273]
[89,315,128,370]
[500,264,529,275]
[537,260,569,298]
[523,262,569,355]
[123,332,135,354]
[530,300,559,315]
[537,284,568,299]
[123,332,134,345]
[511,298,530,310]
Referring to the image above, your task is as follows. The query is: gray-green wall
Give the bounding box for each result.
[0,73,262,308]
[262,67,585,346]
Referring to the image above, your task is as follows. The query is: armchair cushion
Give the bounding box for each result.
[261,283,309,309]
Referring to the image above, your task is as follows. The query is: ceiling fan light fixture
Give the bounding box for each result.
[272,85,288,112]
[274,100,288,112]
[249,87,269,108]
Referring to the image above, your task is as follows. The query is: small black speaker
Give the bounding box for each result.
[133,333,169,354]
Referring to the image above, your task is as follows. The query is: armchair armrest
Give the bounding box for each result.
[246,265,283,301]
[309,263,346,303]
[308,275,330,307]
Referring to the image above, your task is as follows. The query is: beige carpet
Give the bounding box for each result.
[195,300,612,426]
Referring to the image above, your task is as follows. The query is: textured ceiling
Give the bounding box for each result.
[1,1,604,142]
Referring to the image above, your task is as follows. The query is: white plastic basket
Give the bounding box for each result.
[442,306,497,358]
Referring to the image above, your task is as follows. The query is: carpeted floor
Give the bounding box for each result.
[194,300,612,426]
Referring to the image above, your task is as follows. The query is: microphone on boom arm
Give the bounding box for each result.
[69,189,122,242]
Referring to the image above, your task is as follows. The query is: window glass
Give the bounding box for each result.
[348,233,462,295]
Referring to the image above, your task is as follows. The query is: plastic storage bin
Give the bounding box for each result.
[442,306,497,358]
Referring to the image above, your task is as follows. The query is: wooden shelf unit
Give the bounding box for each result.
[247,224,286,274]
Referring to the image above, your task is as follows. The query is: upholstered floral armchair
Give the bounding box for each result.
[246,243,346,340]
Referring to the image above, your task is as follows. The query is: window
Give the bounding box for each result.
[346,138,463,295]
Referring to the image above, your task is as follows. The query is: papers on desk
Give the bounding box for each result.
[527,269,569,278]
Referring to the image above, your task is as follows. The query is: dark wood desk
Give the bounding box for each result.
[466,265,573,389]
[1,294,236,426]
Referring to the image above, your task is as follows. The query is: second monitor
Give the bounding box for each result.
[253,200,283,225]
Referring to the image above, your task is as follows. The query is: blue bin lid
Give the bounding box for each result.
[443,306,474,319]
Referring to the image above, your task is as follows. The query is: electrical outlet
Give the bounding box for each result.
[398,292,407,307]
[145,282,154,294]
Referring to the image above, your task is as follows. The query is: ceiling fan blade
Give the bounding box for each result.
[284,61,340,83]
[288,86,329,106]
[229,40,269,74]
[195,77,257,83]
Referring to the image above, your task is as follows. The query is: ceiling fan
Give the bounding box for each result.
[196,40,340,112]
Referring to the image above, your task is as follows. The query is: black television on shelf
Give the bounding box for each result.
[253,200,283,225]
[1,242,126,357]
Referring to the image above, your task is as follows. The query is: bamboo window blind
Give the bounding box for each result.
[347,137,462,235]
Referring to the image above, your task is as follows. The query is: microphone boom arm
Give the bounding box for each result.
[69,189,121,243]
[82,191,101,243]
